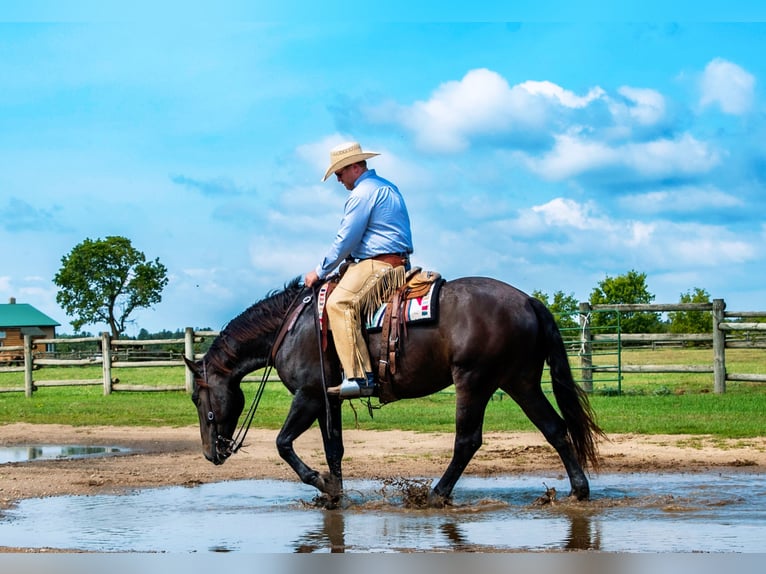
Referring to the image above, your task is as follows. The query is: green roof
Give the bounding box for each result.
[0,303,60,328]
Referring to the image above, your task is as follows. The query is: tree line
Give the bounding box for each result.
[533,269,714,334]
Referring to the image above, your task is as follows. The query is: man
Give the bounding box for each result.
[304,141,413,398]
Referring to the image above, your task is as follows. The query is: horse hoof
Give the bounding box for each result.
[427,492,450,508]
[569,489,590,501]
[319,471,342,498]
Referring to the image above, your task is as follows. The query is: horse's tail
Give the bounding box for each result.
[530,297,604,471]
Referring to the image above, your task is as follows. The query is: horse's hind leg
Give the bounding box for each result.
[276,388,344,505]
[430,383,493,507]
[506,383,590,500]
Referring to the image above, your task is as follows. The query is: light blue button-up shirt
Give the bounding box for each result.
[315,169,413,279]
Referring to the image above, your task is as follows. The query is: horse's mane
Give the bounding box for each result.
[205,277,305,374]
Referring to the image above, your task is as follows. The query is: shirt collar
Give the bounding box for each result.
[352,168,376,188]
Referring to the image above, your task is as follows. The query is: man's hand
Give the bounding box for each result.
[304,270,319,288]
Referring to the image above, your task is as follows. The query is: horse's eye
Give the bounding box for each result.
[207,411,215,422]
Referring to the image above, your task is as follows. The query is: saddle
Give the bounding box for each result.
[374,269,442,400]
[319,268,444,403]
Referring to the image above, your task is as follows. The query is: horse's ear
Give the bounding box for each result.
[183,356,200,376]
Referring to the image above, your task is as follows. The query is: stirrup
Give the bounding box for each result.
[327,376,376,398]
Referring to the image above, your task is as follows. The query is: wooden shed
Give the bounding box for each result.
[0,297,60,363]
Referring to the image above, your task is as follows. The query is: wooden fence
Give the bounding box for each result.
[577,299,766,393]
[1,298,764,396]
[0,328,280,397]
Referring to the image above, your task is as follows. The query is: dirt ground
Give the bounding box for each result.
[1,422,764,512]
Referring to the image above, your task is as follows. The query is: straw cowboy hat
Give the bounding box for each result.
[322,141,380,181]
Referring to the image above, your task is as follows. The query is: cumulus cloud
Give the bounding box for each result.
[618,185,744,214]
[699,58,755,115]
[518,80,605,108]
[401,69,540,152]
[531,197,604,230]
[508,197,756,270]
[523,132,719,182]
[614,86,666,126]
[391,68,607,153]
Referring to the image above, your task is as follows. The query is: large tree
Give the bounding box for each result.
[532,289,579,331]
[589,269,663,333]
[54,236,169,338]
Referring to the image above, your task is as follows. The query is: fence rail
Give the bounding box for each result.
[1,298,764,396]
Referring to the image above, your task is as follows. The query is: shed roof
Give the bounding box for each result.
[0,303,60,328]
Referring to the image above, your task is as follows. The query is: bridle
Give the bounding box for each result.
[195,344,278,461]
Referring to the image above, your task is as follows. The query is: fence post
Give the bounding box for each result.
[578,302,593,392]
[101,331,113,395]
[23,334,34,398]
[184,327,195,393]
[712,298,726,394]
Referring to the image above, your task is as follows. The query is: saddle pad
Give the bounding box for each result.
[365,279,441,332]
[316,276,442,331]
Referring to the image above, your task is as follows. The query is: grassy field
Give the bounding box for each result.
[0,347,764,438]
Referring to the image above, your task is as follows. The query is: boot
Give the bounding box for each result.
[328,372,376,398]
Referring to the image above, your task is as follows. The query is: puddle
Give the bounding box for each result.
[0,445,127,464]
[0,473,764,553]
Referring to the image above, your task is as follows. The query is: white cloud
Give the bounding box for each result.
[700,58,755,115]
[395,69,607,153]
[519,80,605,108]
[402,69,536,152]
[524,132,719,181]
[505,197,757,274]
[530,197,604,230]
[623,133,720,177]
[616,86,666,126]
[521,133,616,180]
[618,185,744,214]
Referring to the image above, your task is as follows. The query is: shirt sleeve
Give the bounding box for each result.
[315,191,373,278]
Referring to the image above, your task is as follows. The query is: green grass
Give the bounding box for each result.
[1,347,764,438]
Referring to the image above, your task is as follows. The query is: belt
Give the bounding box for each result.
[367,252,409,268]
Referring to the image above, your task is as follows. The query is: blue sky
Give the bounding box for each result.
[1,4,765,335]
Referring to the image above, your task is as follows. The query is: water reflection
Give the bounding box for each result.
[563,512,601,550]
[293,510,346,553]
[289,506,602,553]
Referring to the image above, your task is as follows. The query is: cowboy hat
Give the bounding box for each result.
[322,141,380,181]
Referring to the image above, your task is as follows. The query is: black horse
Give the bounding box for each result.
[185,276,603,507]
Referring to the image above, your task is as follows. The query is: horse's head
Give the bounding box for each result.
[184,357,245,465]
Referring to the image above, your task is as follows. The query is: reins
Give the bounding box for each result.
[311,284,333,436]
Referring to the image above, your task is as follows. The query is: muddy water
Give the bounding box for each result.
[0,473,764,553]
[0,445,126,464]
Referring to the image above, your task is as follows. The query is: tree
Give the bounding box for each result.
[668,288,713,334]
[589,269,663,333]
[532,289,579,331]
[53,236,169,338]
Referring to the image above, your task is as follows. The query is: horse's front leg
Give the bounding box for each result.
[317,394,344,505]
[276,388,343,506]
